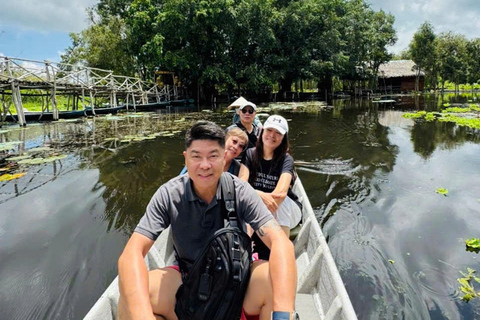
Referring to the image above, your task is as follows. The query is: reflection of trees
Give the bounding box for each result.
[289,100,398,214]
[90,137,185,234]
[411,120,480,159]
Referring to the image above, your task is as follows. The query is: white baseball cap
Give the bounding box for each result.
[239,101,256,110]
[263,115,288,135]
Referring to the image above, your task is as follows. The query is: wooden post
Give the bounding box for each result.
[45,62,59,120]
[6,59,26,126]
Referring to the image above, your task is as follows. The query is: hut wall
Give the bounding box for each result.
[378,76,424,93]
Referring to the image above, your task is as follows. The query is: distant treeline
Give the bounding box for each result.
[62,0,397,101]
[395,22,480,92]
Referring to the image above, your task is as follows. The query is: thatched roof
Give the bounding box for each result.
[378,60,424,78]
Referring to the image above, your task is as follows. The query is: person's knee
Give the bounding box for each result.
[148,268,182,317]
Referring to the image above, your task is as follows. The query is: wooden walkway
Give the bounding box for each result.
[0,56,178,125]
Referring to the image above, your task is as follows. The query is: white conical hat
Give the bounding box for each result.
[228,96,249,108]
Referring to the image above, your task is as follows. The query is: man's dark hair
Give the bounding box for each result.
[185,121,226,149]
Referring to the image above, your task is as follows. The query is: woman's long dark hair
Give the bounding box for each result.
[248,129,290,185]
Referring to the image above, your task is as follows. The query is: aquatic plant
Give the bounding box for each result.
[458,268,480,302]
[425,113,435,122]
[435,188,449,196]
[0,141,23,152]
[403,111,426,119]
[442,107,471,113]
[466,238,480,253]
[0,172,26,181]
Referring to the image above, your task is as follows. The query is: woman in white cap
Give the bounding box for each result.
[240,115,302,260]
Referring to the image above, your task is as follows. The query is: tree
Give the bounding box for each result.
[466,38,480,87]
[61,17,136,76]
[409,22,436,91]
[436,32,468,92]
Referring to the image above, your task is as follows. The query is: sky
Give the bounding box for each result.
[1,0,480,64]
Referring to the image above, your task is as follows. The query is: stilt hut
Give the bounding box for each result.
[378,60,424,93]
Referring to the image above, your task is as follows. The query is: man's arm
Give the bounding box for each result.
[256,219,297,312]
[118,232,156,320]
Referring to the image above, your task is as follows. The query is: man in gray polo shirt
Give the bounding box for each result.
[118,121,297,320]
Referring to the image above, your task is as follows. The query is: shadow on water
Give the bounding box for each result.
[1,95,480,319]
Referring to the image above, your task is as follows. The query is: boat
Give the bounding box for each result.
[85,105,125,116]
[3,110,86,122]
[84,178,358,320]
[124,101,171,111]
[169,98,195,106]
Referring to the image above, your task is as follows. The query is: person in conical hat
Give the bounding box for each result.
[227,96,263,127]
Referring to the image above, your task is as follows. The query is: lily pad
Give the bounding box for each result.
[0,141,23,151]
[0,172,26,181]
[18,158,46,165]
[435,188,449,196]
[27,147,52,153]
[388,260,395,264]
[6,155,32,161]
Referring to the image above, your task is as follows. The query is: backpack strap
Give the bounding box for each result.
[220,173,243,282]
[220,173,238,229]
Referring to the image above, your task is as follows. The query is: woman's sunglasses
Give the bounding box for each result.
[241,108,255,114]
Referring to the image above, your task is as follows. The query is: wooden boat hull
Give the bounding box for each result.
[85,106,125,116]
[84,178,358,320]
[3,110,86,122]
[125,101,170,111]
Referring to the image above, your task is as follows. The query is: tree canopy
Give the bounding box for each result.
[62,0,397,101]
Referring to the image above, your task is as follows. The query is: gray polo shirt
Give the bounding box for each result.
[134,173,273,264]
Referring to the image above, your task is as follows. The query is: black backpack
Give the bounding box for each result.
[175,173,253,320]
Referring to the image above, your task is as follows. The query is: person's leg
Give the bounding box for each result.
[243,261,273,320]
[119,267,181,320]
[149,268,182,320]
[274,197,302,235]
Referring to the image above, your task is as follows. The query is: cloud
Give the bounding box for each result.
[0,0,98,33]
[369,0,480,53]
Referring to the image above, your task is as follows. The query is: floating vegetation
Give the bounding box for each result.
[403,111,426,119]
[27,147,52,153]
[6,155,31,161]
[443,107,471,113]
[0,129,12,134]
[388,260,395,264]
[17,155,67,165]
[466,238,480,253]
[443,103,451,107]
[403,109,480,130]
[458,268,480,302]
[0,172,26,182]
[435,188,449,196]
[104,138,119,142]
[0,141,23,151]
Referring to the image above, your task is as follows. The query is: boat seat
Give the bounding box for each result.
[296,293,321,320]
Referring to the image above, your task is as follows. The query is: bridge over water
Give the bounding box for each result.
[0,56,179,126]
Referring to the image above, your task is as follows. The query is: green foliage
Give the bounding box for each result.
[409,22,436,91]
[63,0,397,97]
[458,268,480,302]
